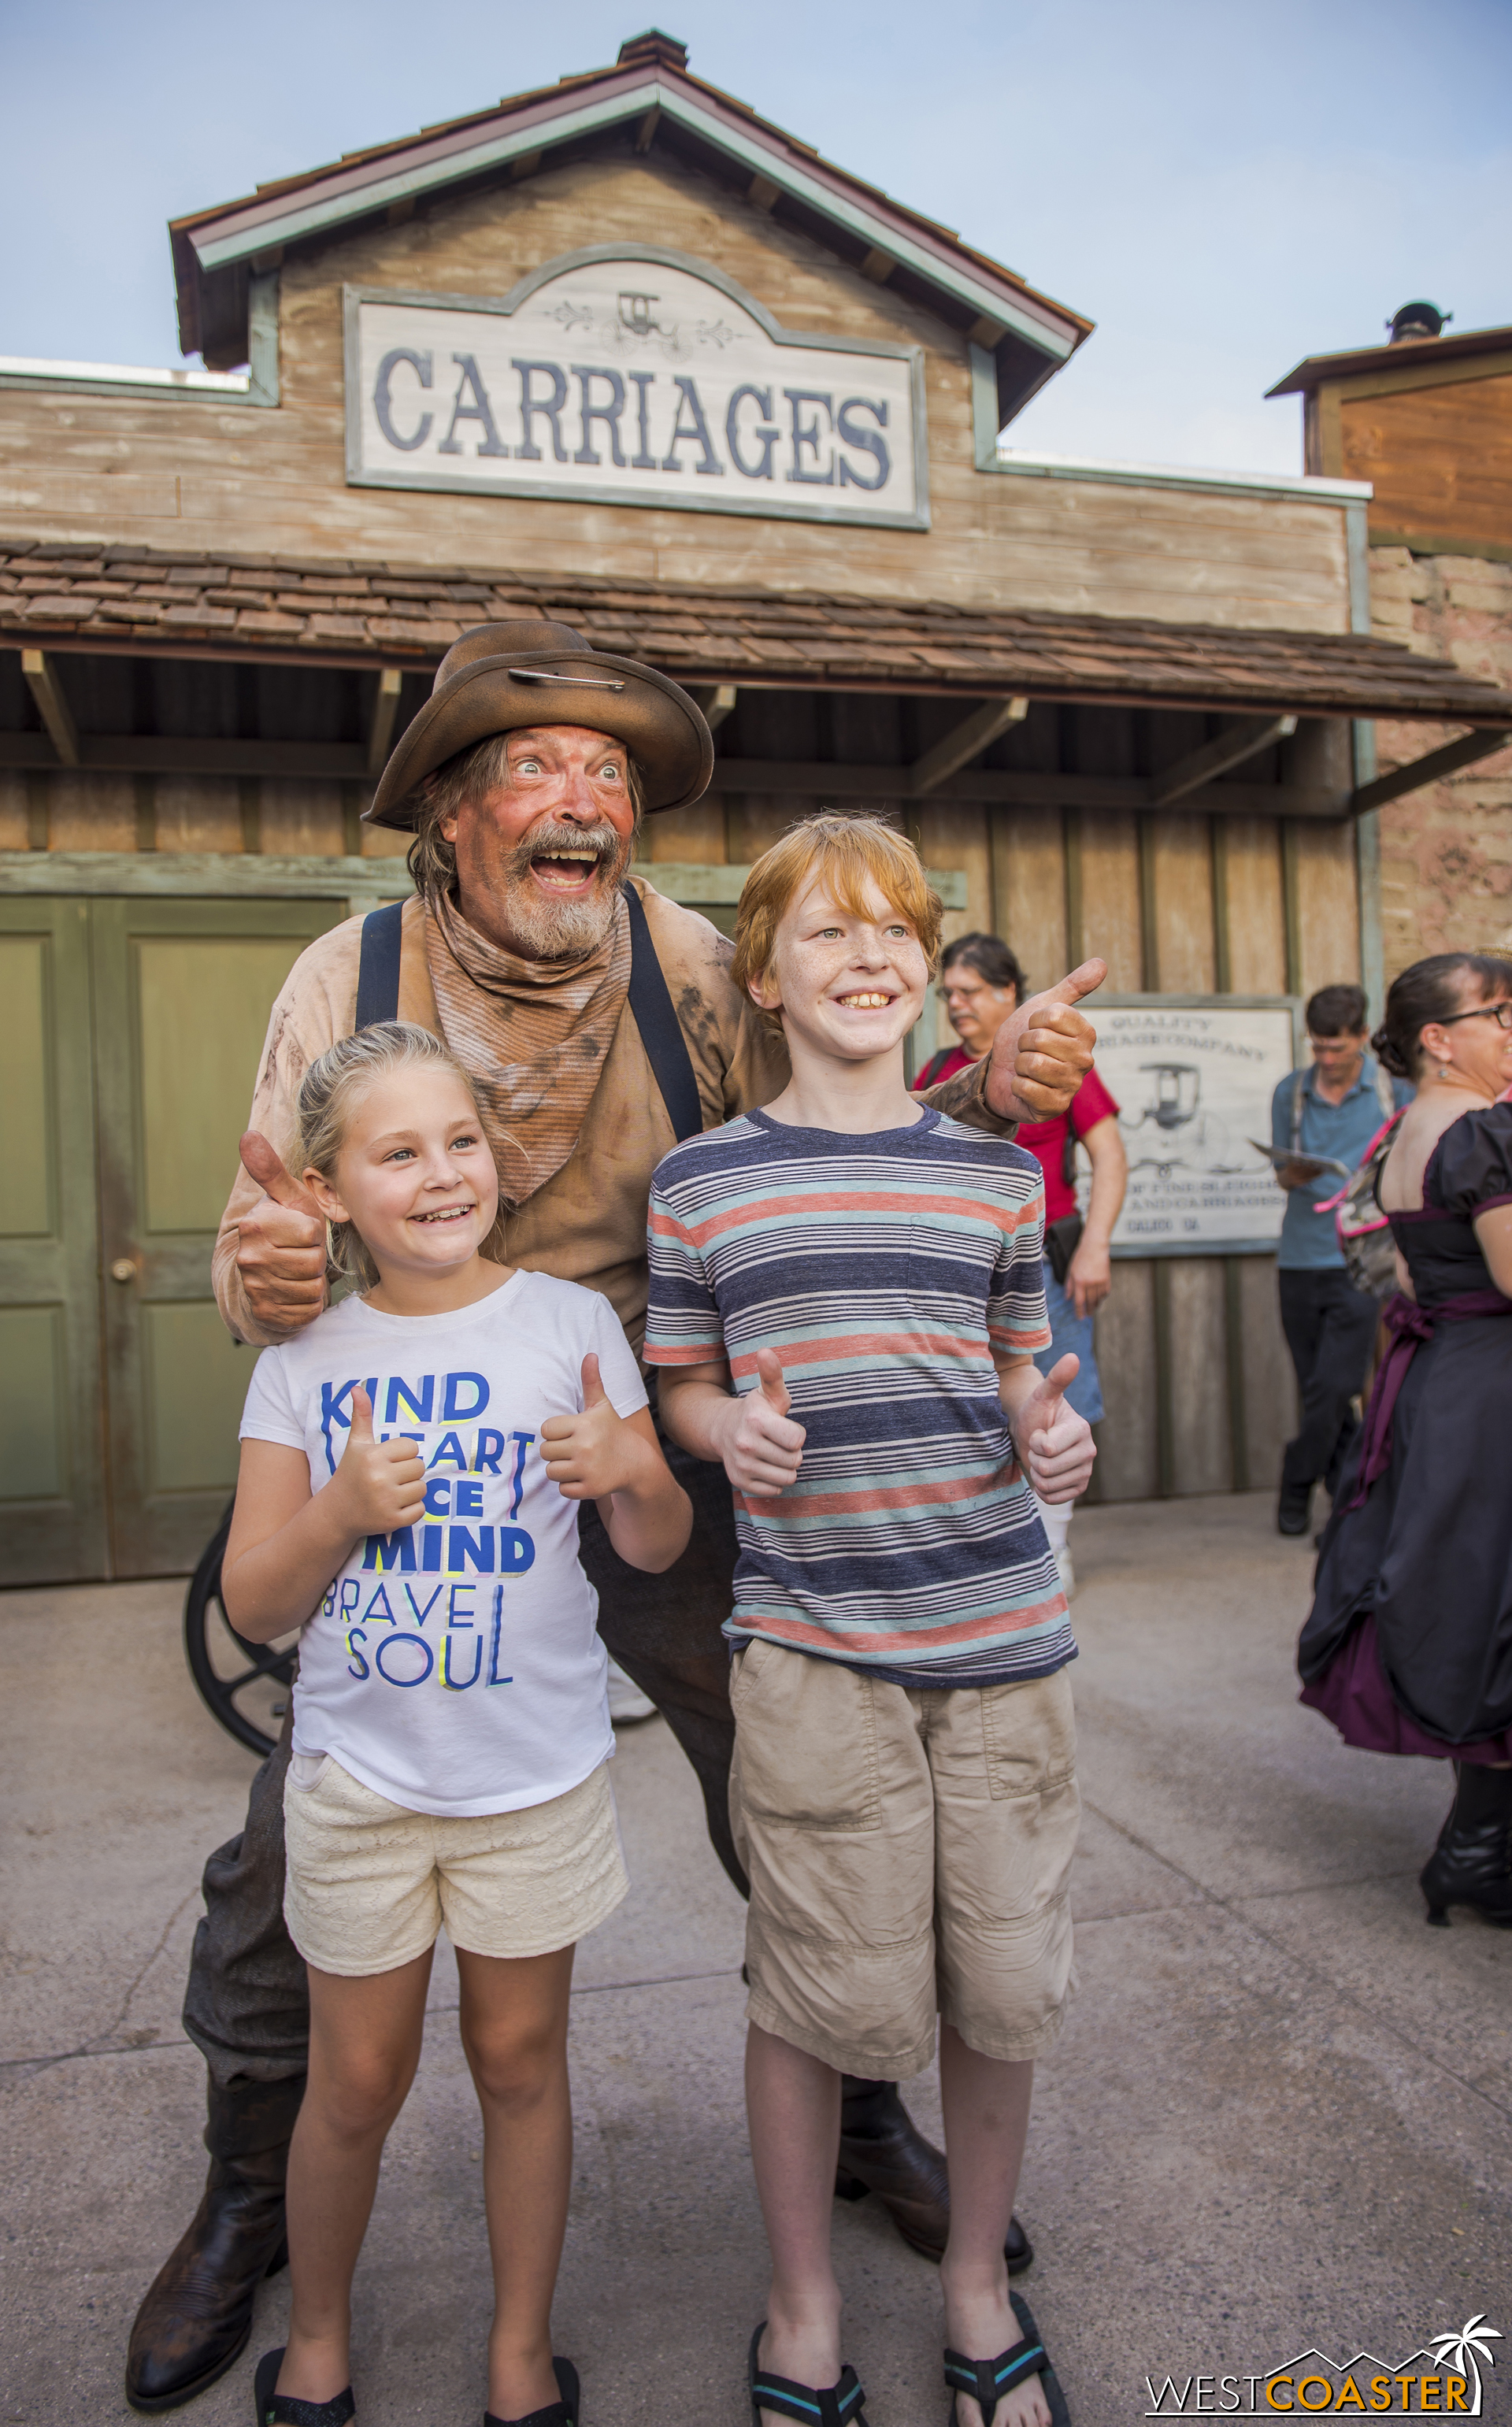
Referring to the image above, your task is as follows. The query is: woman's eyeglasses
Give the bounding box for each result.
[1440,1000,1512,1030]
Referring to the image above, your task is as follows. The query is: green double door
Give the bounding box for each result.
[0,896,339,1584]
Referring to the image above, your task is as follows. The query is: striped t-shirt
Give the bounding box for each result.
[643,1105,1074,1688]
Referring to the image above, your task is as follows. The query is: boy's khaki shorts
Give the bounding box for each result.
[729,1638,1078,2077]
[283,1754,628,1977]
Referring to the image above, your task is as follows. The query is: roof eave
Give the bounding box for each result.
[1267,322,1512,398]
[171,62,1089,375]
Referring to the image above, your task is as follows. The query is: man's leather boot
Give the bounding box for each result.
[833,2077,1033,2273]
[1421,1765,1512,1928]
[125,2073,305,2414]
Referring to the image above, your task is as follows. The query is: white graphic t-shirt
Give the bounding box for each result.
[239,1270,647,1817]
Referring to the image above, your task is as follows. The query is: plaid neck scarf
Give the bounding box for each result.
[424,886,632,1210]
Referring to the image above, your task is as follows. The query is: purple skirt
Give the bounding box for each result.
[1299,1614,1512,1765]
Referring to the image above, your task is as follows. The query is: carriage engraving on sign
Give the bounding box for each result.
[343,246,928,529]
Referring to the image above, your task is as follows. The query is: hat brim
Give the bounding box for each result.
[364,648,713,829]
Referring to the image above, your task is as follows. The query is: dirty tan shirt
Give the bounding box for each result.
[213,880,1004,1358]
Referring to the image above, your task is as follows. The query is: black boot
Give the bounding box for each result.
[124,2073,305,2414]
[833,2078,1033,2274]
[1421,1766,1512,1928]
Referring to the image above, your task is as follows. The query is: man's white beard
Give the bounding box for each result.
[486,818,633,961]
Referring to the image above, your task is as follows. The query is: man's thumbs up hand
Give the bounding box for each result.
[716,1347,806,1499]
[1009,1352,1096,1503]
[985,958,1107,1125]
[332,1385,426,1534]
[233,1131,328,1337]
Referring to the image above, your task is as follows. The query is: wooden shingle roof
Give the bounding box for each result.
[3,539,1510,726]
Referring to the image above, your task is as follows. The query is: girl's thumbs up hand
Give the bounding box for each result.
[541,1354,636,1500]
[1010,1353,1096,1503]
[715,1347,806,1498]
[333,1386,427,1533]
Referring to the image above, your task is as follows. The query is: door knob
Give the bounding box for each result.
[110,1258,137,1284]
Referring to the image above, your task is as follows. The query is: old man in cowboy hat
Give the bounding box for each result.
[125,620,1104,2414]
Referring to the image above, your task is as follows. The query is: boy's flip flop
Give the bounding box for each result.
[749,2322,869,2427]
[484,2355,581,2427]
[943,2292,1070,2426]
[252,2348,354,2427]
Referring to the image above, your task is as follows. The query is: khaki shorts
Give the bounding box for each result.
[729,1640,1078,2077]
[283,1755,628,1977]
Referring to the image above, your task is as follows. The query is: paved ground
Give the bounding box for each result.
[2,1492,1509,2426]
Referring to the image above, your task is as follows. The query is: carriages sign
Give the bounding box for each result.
[343,245,928,528]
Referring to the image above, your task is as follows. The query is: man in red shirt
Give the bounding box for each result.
[917,933,1127,1591]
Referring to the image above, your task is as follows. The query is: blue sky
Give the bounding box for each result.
[3,0,1508,475]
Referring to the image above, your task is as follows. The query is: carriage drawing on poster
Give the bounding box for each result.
[1080,998,1306,1255]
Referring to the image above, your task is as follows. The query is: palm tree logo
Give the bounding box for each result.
[1427,2314,1501,2414]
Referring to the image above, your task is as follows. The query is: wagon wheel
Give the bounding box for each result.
[183,1498,298,1759]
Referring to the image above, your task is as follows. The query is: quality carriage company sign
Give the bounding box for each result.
[343,245,928,528]
[1082,998,1305,1257]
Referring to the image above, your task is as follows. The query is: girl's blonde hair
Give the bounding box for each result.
[297,1021,497,1288]
[730,813,943,1032]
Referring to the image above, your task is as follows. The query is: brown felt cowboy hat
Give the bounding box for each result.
[364,618,714,829]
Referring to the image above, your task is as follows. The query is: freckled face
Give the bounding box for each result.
[752,875,930,1063]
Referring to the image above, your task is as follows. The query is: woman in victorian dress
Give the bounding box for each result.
[1299,953,1512,1926]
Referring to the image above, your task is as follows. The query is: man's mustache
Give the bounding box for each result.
[505,818,629,880]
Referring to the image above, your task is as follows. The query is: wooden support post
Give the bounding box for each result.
[989,809,1013,941]
[1223,1256,1248,1492]
[1153,1260,1176,1499]
[1062,807,1084,970]
[1149,713,1297,807]
[133,773,157,854]
[691,684,738,732]
[24,770,49,852]
[1349,727,1509,817]
[342,782,365,859]
[366,669,404,776]
[1280,820,1303,997]
[21,650,80,767]
[1138,814,1160,992]
[910,697,1028,797]
[1210,816,1232,994]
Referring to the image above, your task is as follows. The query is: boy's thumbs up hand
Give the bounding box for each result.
[755,1347,791,1417]
[233,1130,328,1337]
[716,1347,806,1499]
[1010,1352,1096,1504]
[984,958,1107,1125]
[332,1386,427,1534]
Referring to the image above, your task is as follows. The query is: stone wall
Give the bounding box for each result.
[1369,546,1512,977]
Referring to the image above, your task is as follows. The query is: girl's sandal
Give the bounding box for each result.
[253,2348,354,2427]
[749,2322,869,2427]
[943,2292,1071,2427]
[485,2355,581,2427]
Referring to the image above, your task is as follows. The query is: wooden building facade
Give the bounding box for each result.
[4,31,1510,1583]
